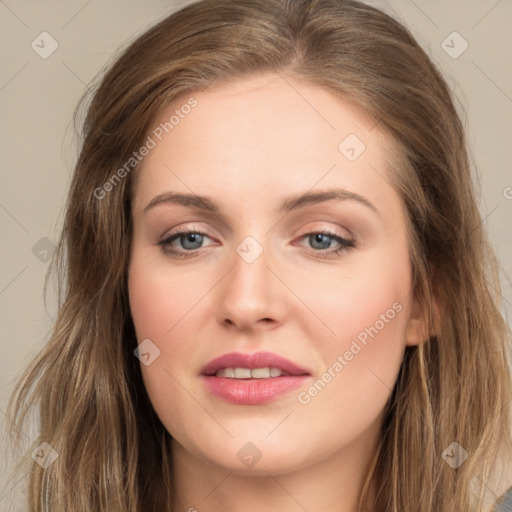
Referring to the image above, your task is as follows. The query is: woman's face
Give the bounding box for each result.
[128,73,424,476]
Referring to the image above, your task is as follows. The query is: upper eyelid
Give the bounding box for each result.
[162,225,212,240]
[163,217,353,235]
[162,224,351,240]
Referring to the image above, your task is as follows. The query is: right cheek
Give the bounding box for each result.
[128,266,161,319]
[140,364,185,433]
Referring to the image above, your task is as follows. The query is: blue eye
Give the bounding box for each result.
[158,230,356,259]
[159,230,212,259]
[304,231,355,257]
[172,232,205,250]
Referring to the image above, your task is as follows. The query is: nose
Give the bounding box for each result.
[215,238,289,332]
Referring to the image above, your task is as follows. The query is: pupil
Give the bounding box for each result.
[312,233,330,249]
[183,233,202,249]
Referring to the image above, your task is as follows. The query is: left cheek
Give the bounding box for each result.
[319,316,406,416]
[312,274,402,344]
[314,280,407,383]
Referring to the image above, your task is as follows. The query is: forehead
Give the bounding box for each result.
[131,73,399,216]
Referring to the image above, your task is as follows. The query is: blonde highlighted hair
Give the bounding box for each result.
[7,0,512,510]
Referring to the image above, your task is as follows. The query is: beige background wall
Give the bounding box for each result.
[1,0,511,508]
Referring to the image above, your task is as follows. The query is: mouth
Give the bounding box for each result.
[200,350,311,378]
[200,351,312,405]
[210,367,298,378]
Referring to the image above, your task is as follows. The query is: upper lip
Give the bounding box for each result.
[200,351,311,376]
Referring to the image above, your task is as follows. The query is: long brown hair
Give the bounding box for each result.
[7,0,512,510]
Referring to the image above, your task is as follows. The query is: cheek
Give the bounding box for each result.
[297,251,411,350]
[295,249,411,407]
[295,290,408,439]
[127,253,204,340]
[127,251,216,372]
[127,258,198,433]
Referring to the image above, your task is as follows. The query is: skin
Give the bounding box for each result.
[128,73,427,512]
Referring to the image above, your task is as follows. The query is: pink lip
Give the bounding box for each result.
[200,351,312,405]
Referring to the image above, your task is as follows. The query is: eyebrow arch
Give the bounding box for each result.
[143,192,219,214]
[143,188,378,215]
[279,188,377,214]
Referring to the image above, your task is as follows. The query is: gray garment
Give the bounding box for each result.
[495,487,512,511]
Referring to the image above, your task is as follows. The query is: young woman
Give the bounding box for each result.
[7,0,512,510]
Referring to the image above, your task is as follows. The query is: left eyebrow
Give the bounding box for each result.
[142,187,378,215]
[278,188,378,214]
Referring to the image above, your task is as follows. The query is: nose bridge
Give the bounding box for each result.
[230,234,272,306]
[216,233,288,328]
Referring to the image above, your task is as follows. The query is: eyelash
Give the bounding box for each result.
[158,228,357,260]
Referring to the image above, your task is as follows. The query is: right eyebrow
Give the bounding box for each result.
[143,191,219,214]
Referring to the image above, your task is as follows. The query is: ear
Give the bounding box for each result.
[405,292,441,346]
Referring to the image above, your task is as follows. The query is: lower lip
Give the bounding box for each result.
[201,375,311,405]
